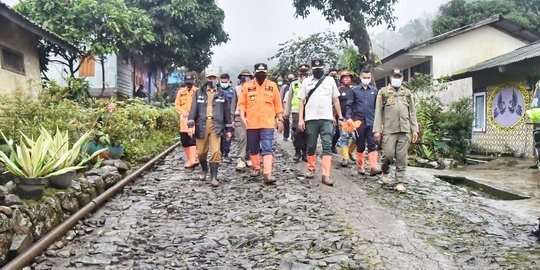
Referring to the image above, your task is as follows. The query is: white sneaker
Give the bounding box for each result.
[245,160,253,167]
[381,174,391,184]
[236,158,246,170]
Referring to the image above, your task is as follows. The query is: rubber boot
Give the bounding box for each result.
[301,149,307,162]
[209,163,219,187]
[306,155,316,178]
[357,152,365,175]
[348,142,357,162]
[199,159,208,180]
[340,146,350,167]
[369,151,382,176]
[184,146,199,169]
[250,154,260,177]
[321,156,334,186]
[293,150,302,162]
[262,155,275,185]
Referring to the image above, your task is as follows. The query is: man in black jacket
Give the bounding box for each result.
[188,68,233,187]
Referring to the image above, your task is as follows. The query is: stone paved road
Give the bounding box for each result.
[32,146,371,269]
[28,142,540,270]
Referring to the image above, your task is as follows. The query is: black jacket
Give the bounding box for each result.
[187,86,233,139]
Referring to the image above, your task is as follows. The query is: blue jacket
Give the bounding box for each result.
[346,84,378,126]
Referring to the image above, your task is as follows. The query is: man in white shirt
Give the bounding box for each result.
[298,59,344,186]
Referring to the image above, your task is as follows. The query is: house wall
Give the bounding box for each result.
[472,81,535,158]
[116,56,133,99]
[45,53,120,97]
[0,17,41,98]
[405,26,528,104]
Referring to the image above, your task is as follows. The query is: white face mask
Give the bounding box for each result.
[391,78,403,88]
[278,81,283,86]
[361,79,371,85]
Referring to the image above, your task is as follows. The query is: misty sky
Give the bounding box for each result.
[3,0,449,75]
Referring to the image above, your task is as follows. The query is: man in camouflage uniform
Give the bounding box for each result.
[373,68,419,192]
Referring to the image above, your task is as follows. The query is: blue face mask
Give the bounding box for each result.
[220,82,229,89]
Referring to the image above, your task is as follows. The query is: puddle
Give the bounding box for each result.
[435,175,531,201]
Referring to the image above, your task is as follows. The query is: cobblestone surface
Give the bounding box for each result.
[27,141,540,270]
[344,165,540,269]
[32,147,371,269]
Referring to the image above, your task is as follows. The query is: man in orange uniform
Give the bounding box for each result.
[238,63,284,184]
[174,74,198,169]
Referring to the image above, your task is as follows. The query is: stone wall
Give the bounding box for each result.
[0,160,129,266]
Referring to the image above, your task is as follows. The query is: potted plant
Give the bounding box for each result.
[0,129,105,198]
[45,128,106,188]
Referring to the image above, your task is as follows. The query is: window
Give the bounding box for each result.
[410,60,432,76]
[473,92,486,132]
[376,78,387,88]
[1,47,25,74]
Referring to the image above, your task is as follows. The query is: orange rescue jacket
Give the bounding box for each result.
[238,79,283,129]
[175,86,198,132]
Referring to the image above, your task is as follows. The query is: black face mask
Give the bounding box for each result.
[186,82,193,88]
[313,69,324,79]
[255,73,267,84]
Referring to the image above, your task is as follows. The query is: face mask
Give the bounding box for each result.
[278,81,283,86]
[220,82,229,89]
[313,69,324,79]
[186,82,193,88]
[361,79,371,85]
[255,73,267,83]
[207,80,218,88]
[341,77,352,85]
[391,78,403,88]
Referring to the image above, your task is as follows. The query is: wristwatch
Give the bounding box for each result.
[338,118,345,121]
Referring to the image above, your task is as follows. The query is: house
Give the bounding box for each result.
[46,53,156,99]
[451,41,540,158]
[0,1,77,97]
[374,15,539,104]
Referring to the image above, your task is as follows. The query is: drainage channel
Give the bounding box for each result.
[434,175,531,201]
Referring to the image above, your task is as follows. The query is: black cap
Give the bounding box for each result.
[254,63,268,73]
[391,67,403,77]
[185,74,194,83]
[311,59,324,69]
[298,64,310,71]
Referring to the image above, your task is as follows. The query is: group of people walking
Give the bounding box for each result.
[175,61,418,192]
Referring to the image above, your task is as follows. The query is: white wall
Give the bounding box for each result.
[405,26,528,103]
[45,53,119,97]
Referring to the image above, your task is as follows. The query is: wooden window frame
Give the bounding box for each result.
[1,46,26,75]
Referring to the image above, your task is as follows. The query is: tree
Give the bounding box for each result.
[268,32,345,77]
[125,0,229,93]
[15,0,154,96]
[432,0,540,36]
[292,0,399,70]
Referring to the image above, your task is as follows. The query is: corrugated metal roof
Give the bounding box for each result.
[0,0,78,52]
[452,41,540,78]
[382,14,540,64]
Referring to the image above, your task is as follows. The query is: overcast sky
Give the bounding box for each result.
[3,0,449,75]
[211,0,448,76]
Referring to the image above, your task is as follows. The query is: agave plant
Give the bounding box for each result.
[0,128,107,179]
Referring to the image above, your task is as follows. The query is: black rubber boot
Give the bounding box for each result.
[293,150,301,162]
[199,159,208,180]
[209,163,219,187]
[301,150,307,162]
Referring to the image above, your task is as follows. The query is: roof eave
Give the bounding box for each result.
[0,4,78,53]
